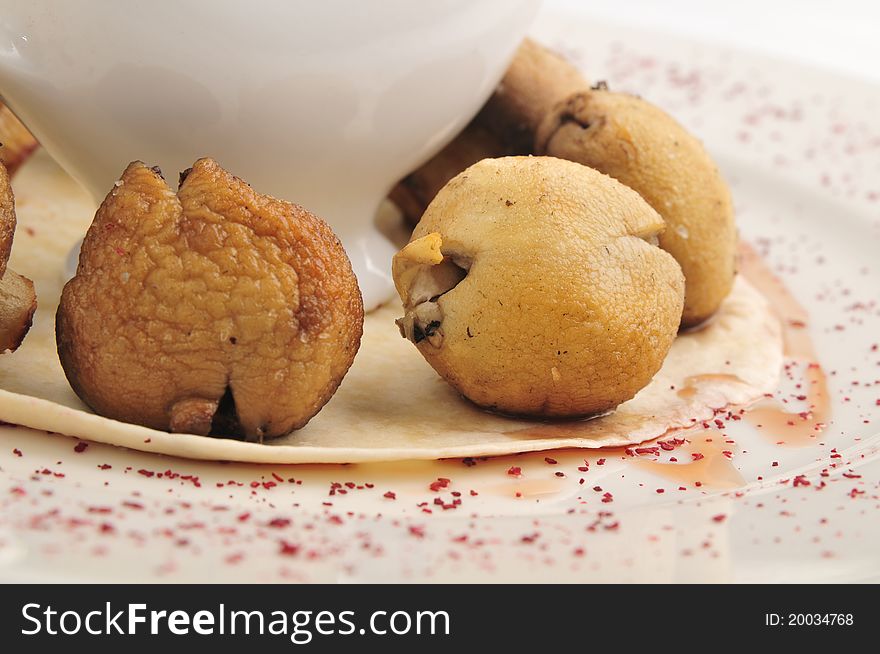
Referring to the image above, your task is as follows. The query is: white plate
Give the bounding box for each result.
[1,10,879,583]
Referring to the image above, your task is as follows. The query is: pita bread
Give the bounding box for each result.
[0,153,782,463]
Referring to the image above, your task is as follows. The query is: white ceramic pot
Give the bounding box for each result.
[0,0,540,309]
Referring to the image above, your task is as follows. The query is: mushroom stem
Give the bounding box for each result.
[480,38,589,154]
[389,38,589,225]
[388,121,506,227]
[392,233,468,347]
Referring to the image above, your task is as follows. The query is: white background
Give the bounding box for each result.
[548,0,880,82]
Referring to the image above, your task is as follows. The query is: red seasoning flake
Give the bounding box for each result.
[383,491,397,500]
[507,466,522,477]
[429,478,450,492]
[596,458,606,465]
[544,457,557,465]
[137,469,154,478]
[268,517,291,528]
[792,475,811,487]
[73,442,89,453]
[278,540,300,556]
[712,514,727,523]
[408,525,425,538]
[691,452,705,461]
[12,448,22,457]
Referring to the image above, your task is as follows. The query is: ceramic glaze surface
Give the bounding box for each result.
[0,0,541,309]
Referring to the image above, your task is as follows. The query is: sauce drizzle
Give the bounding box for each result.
[738,244,830,445]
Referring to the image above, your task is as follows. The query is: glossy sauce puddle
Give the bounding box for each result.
[738,243,830,446]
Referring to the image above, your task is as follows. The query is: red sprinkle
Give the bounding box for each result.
[268,517,291,528]
[429,478,451,492]
[278,540,300,556]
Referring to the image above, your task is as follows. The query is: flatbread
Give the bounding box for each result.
[0,152,782,463]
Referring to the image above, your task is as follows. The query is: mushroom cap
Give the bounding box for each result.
[0,161,36,353]
[394,156,684,417]
[0,102,39,177]
[0,161,14,278]
[537,89,737,326]
[0,269,36,353]
[57,158,363,440]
